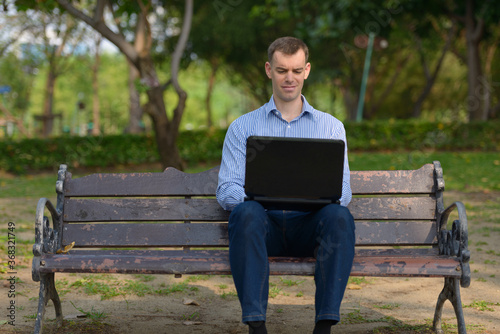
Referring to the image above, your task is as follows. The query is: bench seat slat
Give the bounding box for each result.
[62,221,438,247]
[38,249,461,278]
[63,197,436,222]
[64,164,435,197]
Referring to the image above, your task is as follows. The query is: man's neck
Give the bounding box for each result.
[274,96,303,122]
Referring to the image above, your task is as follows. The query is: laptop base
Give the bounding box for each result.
[244,196,340,212]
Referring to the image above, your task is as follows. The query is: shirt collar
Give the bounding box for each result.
[265,95,317,120]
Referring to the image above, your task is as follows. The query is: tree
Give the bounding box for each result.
[90,34,102,135]
[409,15,458,118]
[55,0,193,169]
[438,0,500,120]
[19,0,193,169]
[190,0,272,110]
[0,10,44,137]
[35,11,84,137]
[106,4,143,134]
[250,0,401,120]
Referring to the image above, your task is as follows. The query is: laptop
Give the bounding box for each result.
[244,136,345,211]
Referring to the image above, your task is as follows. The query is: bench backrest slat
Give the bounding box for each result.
[62,221,437,247]
[64,167,219,197]
[64,164,436,197]
[350,164,435,194]
[63,197,436,222]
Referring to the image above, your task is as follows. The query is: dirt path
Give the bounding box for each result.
[1,191,499,333]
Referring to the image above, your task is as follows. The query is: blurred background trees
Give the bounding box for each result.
[0,0,498,167]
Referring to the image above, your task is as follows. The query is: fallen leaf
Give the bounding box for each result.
[347,284,362,290]
[183,321,202,326]
[183,298,200,306]
[57,241,75,254]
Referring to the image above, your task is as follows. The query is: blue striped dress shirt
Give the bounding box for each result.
[216,95,352,211]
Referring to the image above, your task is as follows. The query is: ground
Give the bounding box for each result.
[1,190,499,334]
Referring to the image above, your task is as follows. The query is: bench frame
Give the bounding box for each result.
[32,161,470,334]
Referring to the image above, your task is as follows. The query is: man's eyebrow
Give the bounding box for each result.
[275,66,304,71]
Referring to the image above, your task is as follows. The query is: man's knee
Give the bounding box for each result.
[228,201,267,235]
[318,204,355,233]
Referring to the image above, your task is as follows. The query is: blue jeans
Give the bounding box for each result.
[228,201,355,324]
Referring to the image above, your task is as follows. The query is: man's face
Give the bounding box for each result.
[265,50,311,105]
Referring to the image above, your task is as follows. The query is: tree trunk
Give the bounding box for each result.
[91,36,101,136]
[412,23,455,118]
[41,69,56,137]
[367,54,410,119]
[465,0,485,121]
[342,88,358,121]
[483,25,499,120]
[145,85,183,170]
[126,59,143,134]
[205,58,219,128]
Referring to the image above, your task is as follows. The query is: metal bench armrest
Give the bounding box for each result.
[438,201,470,288]
[32,198,61,281]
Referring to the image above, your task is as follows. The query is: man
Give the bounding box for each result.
[216,37,355,334]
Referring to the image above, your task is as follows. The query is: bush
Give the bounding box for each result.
[0,134,160,174]
[344,120,499,151]
[0,121,498,174]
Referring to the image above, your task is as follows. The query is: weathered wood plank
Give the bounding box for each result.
[63,198,230,222]
[47,248,441,257]
[62,221,437,247]
[38,249,461,277]
[350,164,435,194]
[64,164,436,197]
[63,197,436,222]
[64,166,220,197]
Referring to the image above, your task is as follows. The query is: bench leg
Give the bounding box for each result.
[34,273,63,334]
[433,277,467,334]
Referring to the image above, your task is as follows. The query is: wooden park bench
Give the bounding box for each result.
[32,161,470,333]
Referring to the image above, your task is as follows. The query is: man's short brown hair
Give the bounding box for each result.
[267,37,309,63]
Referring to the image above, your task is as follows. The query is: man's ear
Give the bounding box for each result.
[265,62,272,79]
[304,62,311,80]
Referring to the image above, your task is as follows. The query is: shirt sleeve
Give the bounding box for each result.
[334,123,352,207]
[216,121,247,211]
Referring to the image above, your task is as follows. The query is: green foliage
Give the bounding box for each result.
[70,301,108,321]
[1,121,498,175]
[0,134,159,174]
[345,120,500,151]
[463,300,500,312]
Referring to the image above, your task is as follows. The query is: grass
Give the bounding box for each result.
[181,312,200,321]
[374,303,400,310]
[70,301,108,321]
[220,290,238,299]
[340,311,486,334]
[0,173,56,198]
[184,275,211,283]
[65,276,191,300]
[280,277,305,286]
[348,276,371,285]
[463,300,500,312]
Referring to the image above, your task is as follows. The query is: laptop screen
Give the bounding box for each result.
[244,136,345,204]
